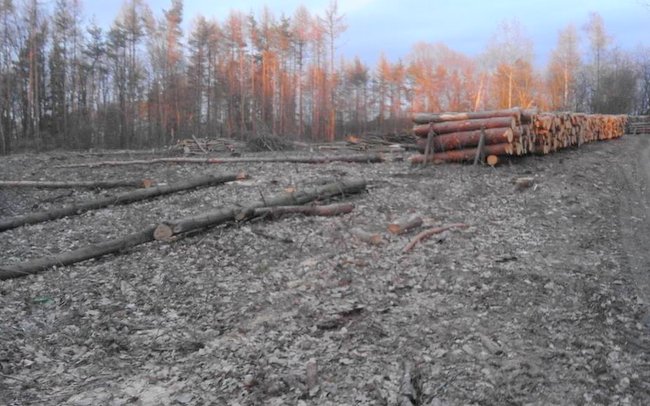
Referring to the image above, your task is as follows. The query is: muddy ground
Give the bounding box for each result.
[0,138,649,405]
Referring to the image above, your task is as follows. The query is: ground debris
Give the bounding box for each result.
[1,140,650,405]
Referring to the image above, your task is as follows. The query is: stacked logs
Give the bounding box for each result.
[628,116,650,135]
[409,108,627,165]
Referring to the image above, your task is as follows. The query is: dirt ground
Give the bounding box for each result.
[1,138,649,405]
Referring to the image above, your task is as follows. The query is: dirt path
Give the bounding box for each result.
[614,135,650,326]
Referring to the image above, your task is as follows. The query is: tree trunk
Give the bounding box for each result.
[0,179,367,280]
[415,127,514,152]
[413,116,516,137]
[408,143,514,164]
[0,179,155,189]
[0,172,247,232]
[412,108,521,125]
[0,226,158,280]
[252,203,354,219]
[55,154,387,169]
[153,179,367,240]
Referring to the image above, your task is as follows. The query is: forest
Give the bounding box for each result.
[0,0,648,154]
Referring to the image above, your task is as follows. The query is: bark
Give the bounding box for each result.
[252,203,354,219]
[403,223,469,253]
[412,108,522,125]
[413,116,517,137]
[415,127,514,152]
[408,143,514,164]
[55,154,386,169]
[0,179,155,189]
[387,215,423,235]
[0,172,247,232]
[0,226,158,280]
[154,179,367,240]
[0,178,367,280]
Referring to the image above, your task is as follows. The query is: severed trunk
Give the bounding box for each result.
[412,108,522,125]
[0,179,367,280]
[55,154,387,169]
[408,143,514,164]
[0,172,247,232]
[0,179,155,189]
[413,117,517,137]
[415,127,514,152]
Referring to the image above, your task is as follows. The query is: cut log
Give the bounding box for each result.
[252,203,354,219]
[54,154,386,168]
[412,108,522,125]
[415,127,514,152]
[0,179,367,280]
[486,155,499,166]
[154,179,367,240]
[403,223,469,253]
[0,172,247,233]
[0,226,158,280]
[351,227,384,245]
[388,215,423,235]
[0,179,155,189]
[413,117,516,137]
[408,143,513,165]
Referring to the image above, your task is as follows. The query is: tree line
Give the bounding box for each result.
[0,0,648,154]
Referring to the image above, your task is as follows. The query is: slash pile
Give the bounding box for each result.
[409,108,628,165]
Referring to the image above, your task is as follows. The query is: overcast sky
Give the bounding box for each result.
[88,0,650,66]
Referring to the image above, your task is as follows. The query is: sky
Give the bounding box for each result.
[87,0,650,67]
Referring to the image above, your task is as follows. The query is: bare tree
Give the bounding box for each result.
[547,24,581,110]
[584,12,611,113]
[482,19,534,109]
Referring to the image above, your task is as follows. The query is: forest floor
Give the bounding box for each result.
[1,137,649,406]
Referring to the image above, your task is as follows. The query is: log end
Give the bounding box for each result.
[236,171,249,181]
[140,178,155,188]
[153,223,174,241]
[486,155,499,167]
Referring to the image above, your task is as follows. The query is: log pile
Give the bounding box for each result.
[409,108,627,165]
[628,116,650,135]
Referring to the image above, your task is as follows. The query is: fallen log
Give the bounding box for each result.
[153,179,367,240]
[54,154,386,169]
[408,143,513,164]
[415,127,514,152]
[0,179,367,280]
[252,202,354,219]
[413,117,516,137]
[403,223,469,253]
[0,179,155,189]
[412,108,522,125]
[388,215,423,235]
[0,172,247,233]
[0,226,158,280]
